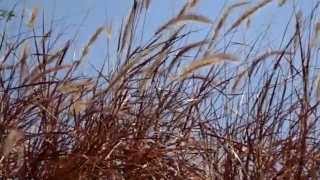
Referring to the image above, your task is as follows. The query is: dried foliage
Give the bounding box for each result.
[1,0,320,179]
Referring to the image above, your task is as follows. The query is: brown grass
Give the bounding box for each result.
[0,0,320,179]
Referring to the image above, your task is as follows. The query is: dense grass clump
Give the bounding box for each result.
[1,0,320,179]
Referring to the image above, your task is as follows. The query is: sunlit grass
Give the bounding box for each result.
[0,0,320,179]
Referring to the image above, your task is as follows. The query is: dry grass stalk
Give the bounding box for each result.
[1,129,24,159]
[188,0,200,8]
[232,69,248,91]
[171,14,212,25]
[105,25,112,39]
[29,64,73,82]
[211,2,250,42]
[278,0,287,6]
[156,13,213,34]
[79,26,106,63]
[176,53,238,80]
[140,49,168,93]
[226,0,272,33]
[316,73,320,100]
[142,0,151,10]
[19,43,29,79]
[58,79,93,94]
[27,7,38,27]
[70,100,88,114]
[316,22,320,38]
[312,21,320,46]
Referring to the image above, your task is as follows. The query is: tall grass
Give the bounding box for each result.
[0,0,320,179]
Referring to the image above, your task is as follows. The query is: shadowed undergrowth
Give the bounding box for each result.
[1,0,320,179]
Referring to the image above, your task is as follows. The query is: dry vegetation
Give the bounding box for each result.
[0,0,320,179]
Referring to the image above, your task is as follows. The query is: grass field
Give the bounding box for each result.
[1,0,320,179]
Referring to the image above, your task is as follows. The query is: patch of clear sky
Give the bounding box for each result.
[1,0,318,74]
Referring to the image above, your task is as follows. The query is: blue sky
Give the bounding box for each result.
[1,0,318,74]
